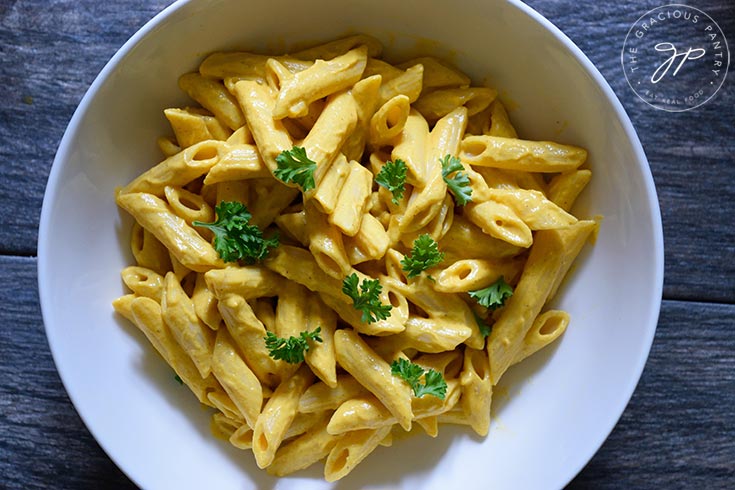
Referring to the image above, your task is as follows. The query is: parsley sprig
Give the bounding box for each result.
[193,201,279,263]
[400,234,444,279]
[341,273,392,324]
[473,311,492,338]
[390,358,447,400]
[440,154,472,206]
[469,276,514,310]
[274,146,317,191]
[375,158,407,205]
[264,327,322,364]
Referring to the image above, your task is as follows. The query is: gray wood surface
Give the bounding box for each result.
[1,0,733,489]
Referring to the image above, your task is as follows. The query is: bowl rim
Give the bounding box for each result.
[37,0,664,488]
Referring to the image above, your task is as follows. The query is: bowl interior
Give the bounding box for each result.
[38,0,663,489]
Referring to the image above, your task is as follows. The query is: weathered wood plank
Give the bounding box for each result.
[525,0,735,304]
[0,256,133,490]
[1,257,733,488]
[0,0,172,256]
[1,1,734,487]
[569,299,735,488]
[0,0,733,300]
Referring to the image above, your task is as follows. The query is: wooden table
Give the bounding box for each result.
[1,0,733,488]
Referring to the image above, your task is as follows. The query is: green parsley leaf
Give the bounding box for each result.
[473,310,492,338]
[341,273,392,324]
[400,234,445,278]
[174,374,184,385]
[375,158,407,204]
[264,327,322,364]
[415,369,448,399]
[193,201,279,264]
[274,146,317,191]
[390,358,447,400]
[440,154,472,206]
[391,359,425,393]
[469,276,514,310]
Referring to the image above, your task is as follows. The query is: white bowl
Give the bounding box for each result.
[38,0,664,489]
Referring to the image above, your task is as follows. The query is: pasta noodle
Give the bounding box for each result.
[113,34,597,481]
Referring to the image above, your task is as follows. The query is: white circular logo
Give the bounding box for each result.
[622,4,729,112]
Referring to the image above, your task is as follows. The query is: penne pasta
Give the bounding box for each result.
[157,135,181,157]
[233,80,293,175]
[299,374,367,414]
[324,425,392,482]
[211,328,263,428]
[548,169,592,212]
[129,297,220,404]
[398,56,471,90]
[305,201,352,280]
[252,364,314,468]
[178,72,245,130]
[487,220,595,383]
[204,265,282,300]
[369,94,411,147]
[211,413,242,441]
[303,295,338,388]
[121,266,164,302]
[334,329,413,431]
[161,272,215,378]
[267,416,339,476]
[114,36,598,482]
[378,63,423,106]
[208,391,244,424]
[191,272,222,330]
[414,87,497,123]
[272,46,368,120]
[164,185,214,226]
[512,310,570,365]
[311,153,351,214]
[303,90,359,185]
[341,74,383,162]
[200,51,310,79]
[487,100,518,138]
[117,192,224,272]
[119,140,226,197]
[459,348,493,436]
[434,258,523,293]
[292,34,383,61]
[218,293,282,388]
[328,161,373,237]
[202,144,270,184]
[460,135,587,172]
[164,108,215,148]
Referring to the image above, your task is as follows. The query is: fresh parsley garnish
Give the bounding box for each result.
[440,154,472,206]
[375,158,407,205]
[264,327,322,364]
[390,358,447,400]
[473,311,492,338]
[469,276,514,310]
[174,374,184,385]
[193,201,279,264]
[400,234,444,278]
[274,146,317,191]
[341,273,392,324]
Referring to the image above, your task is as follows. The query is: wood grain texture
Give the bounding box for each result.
[0,256,133,490]
[1,0,734,489]
[0,0,172,256]
[524,0,735,304]
[1,259,733,489]
[569,299,735,489]
[0,0,733,299]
